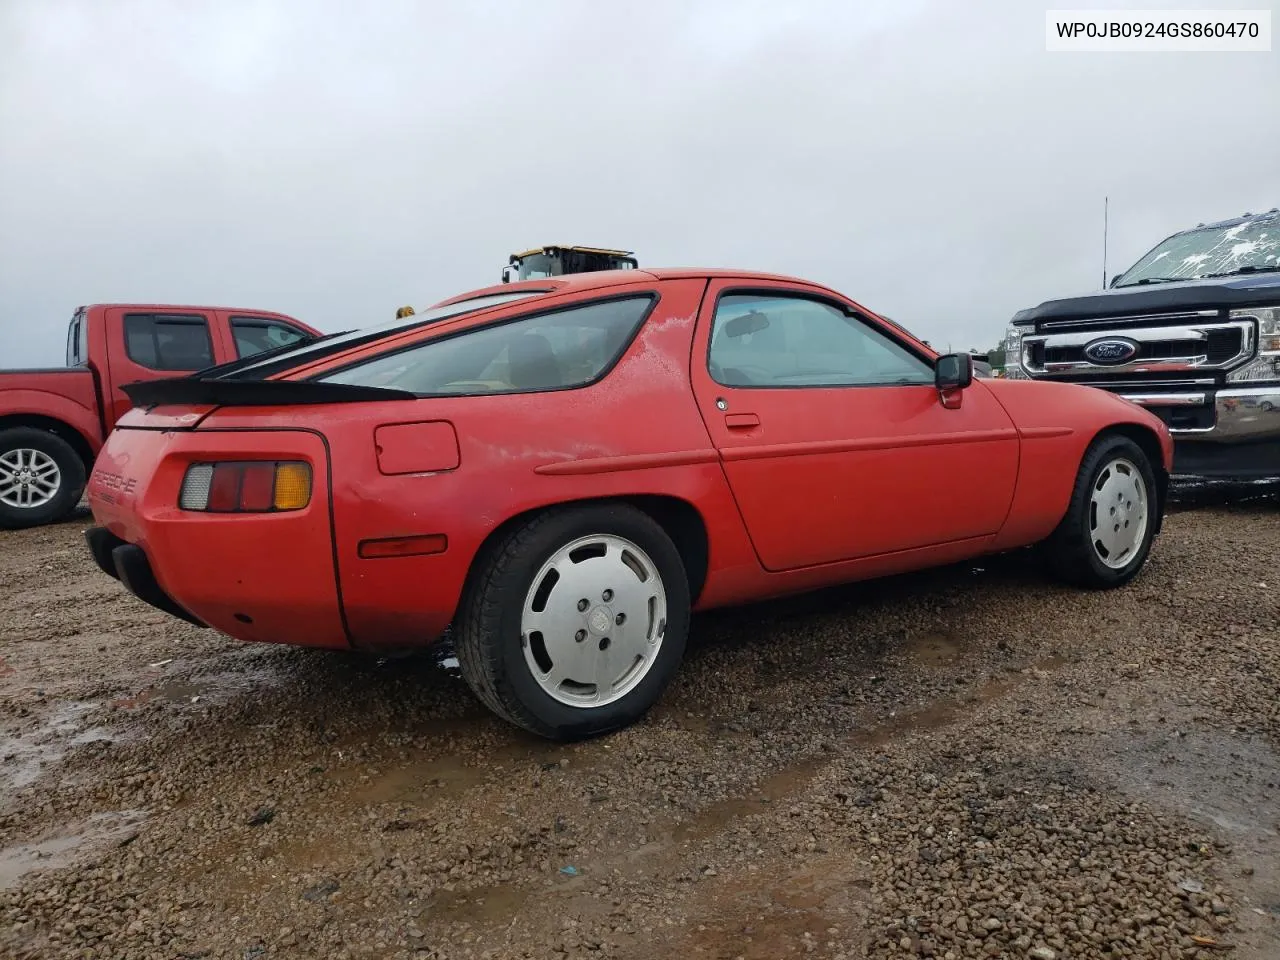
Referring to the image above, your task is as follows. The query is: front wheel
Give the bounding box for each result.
[1042,434,1158,588]
[0,427,87,530]
[455,503,691,740]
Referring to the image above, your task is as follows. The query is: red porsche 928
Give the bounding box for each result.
[85,269,1172,740]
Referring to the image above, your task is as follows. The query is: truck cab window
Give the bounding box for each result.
[231,317,311,358]
[66,312,83,366]
[124,314,215,371]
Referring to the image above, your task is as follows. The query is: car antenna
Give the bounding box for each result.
[1102,195,1109,288]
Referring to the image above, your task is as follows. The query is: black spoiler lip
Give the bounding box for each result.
[121,377,416,408]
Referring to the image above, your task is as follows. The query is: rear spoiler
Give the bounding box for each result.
[122,377,416,408]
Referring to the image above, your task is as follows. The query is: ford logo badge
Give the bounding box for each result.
[1083,337,1139,365]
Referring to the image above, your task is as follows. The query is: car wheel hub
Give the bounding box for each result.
[1088,456,1148,569]
[520,533,668,708]
[0,448,61,509]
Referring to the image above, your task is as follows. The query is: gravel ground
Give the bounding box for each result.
[0,497,1277,960]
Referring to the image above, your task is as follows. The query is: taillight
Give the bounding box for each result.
[179,462,312,513]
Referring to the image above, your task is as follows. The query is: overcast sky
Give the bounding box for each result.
[2,0,1278,366]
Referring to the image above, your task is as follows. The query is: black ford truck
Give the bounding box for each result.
[1004,208,1280,481]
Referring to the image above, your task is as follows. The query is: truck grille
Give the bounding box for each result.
[1022,316,1254,378]
[1029,328,1244,368]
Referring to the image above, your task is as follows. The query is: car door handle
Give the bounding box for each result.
[725,413,760,429]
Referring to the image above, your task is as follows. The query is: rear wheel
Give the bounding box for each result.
[1043,434,1157,588]
[0,427,86,530]
[455,503,690,740]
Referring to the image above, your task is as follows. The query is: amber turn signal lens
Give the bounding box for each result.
[272,463,311,511]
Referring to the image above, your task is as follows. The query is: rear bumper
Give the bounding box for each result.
[1116,385,1280,479]
[85,527,206,627]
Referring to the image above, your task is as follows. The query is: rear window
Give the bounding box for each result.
[316,295,654,396]
[221,290,542,381]
[124,314,215,371]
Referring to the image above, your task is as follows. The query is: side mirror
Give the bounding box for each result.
[935,353,973,392]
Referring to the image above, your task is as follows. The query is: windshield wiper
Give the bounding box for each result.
[1124,276,1187,286]
[1201,264,1280,280]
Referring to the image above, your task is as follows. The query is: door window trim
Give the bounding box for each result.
[704,286,934,390]
[122,312,216,371]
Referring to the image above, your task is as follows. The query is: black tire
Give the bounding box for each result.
[0,427,87,530]
[455,503,691,740]
[1042,433,1158,589]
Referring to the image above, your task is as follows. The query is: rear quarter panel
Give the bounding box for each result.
[89,424,345,646]
[201,278,761,648]
[0,370,105,452]
[985,379,1174,550]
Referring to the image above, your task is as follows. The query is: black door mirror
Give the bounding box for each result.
[935,353,974,391]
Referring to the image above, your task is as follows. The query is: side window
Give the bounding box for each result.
[123,314,215,371]
[318,295,654,395]
[708,293,933,388]
[231,317,310,359]
[66,312,82,366]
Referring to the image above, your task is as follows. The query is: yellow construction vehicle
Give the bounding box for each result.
[501,245,638,283]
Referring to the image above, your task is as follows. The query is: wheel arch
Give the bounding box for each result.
[0,414,97,478]
[464,493,711,605]
[1089,422,1169,534]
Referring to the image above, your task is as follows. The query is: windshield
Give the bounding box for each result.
[1116,214,1280,286]
[515,253,562,280]
[515,250,636,281]
[216,291,541,380]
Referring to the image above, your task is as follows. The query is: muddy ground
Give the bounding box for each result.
[1,496,1278,960]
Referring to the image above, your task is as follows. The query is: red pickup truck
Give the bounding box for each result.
[0,303,319,529]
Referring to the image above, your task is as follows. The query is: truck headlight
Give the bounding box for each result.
[1002,323,1029,379]
[1227,306,1280,382]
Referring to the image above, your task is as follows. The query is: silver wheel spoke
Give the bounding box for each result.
[0,447,61,509]
[1088,456,1148,570]
[520,533,668,709]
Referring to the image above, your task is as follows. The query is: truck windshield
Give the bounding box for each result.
[516,253,562,280]
[1116,214,1280,286]
[515,251,636,281]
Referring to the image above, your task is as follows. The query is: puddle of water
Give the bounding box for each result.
[853,675,1018,748]
[903,630,963,667]
[0,701,120,794]
[671,758,829,846]
[109,667,282,709]
[427,883,532,927]
[677,855,869,960]
[1058,699,1280,959]
[0,809,147,891]
[341,750,504,806]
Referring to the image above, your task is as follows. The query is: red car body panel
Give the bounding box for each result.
[0,373,105,453]
[90,425,345,647]
[87,271,1174,653]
